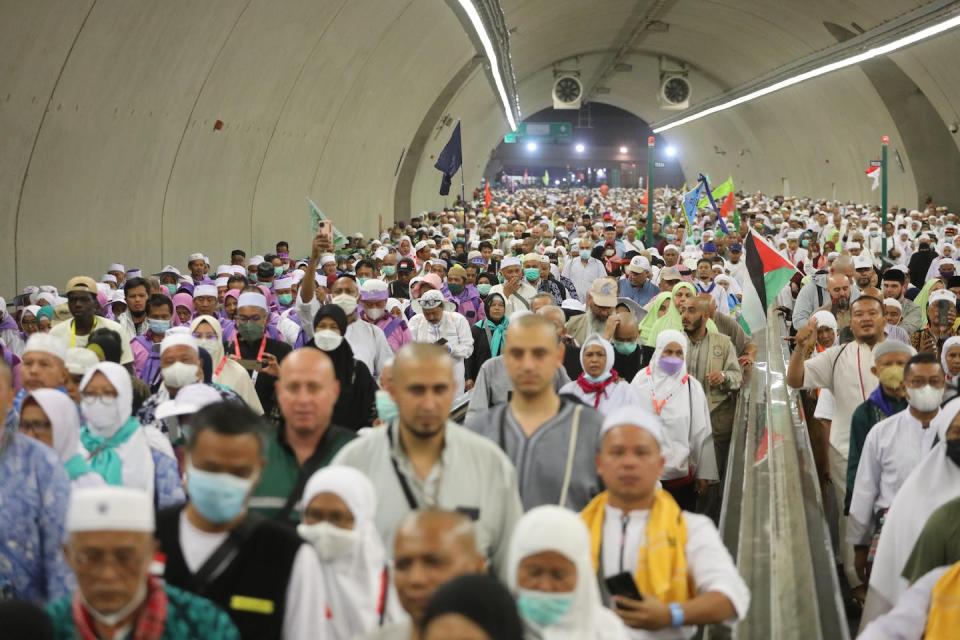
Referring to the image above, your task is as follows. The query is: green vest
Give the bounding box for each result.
[250,424,356,521]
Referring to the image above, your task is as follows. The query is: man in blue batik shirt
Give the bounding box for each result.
[618,256,660,307]
[0,359,74,603]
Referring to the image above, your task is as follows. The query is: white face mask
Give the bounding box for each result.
[297,521,358,563]
[906,384,943,412]
[313,329,343,352]
[162,361,199,389]
[365,307,385,321]
[331,293,358,316]
[81,397,124,437]
[196,337,220,356]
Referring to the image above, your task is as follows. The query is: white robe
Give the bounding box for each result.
[559,379,643,418]
[601,505,750,639]
[860,440,960,628]
[630,367,717,482]
[847,409,940,545]
[407,312,474,395]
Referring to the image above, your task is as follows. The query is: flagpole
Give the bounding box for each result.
[881,135,889,258]
[460,167,466,207]
[645,136,656,246]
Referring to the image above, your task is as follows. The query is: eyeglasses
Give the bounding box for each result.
[19,420,51,435]
[72,547,143,573]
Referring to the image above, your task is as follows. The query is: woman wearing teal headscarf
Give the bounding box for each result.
[914,277,945,327]
[639,292,673,347]
[467,293,508,387]
[649,282,719,346]
[77,362,184,507]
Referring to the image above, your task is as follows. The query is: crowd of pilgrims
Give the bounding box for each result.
[1,184,959,638]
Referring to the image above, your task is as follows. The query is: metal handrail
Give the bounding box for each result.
[709,313,849,640]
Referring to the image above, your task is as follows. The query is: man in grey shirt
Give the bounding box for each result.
[465,314,602,511]
[332,343,522,573]
[466,355,570,422]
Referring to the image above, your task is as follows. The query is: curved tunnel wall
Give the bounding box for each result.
[1,0,481,296]
[4,1,960,297]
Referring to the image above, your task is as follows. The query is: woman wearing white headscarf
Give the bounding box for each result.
[18,389,103,488]
[560,335,642,416]
[297,466,399,639]
[76,361,185,508]
[507,505,628,640]
[860,398,960,628]
[810,310,838,426]
[940,335,960,404]
[190,315,263,415]
[630,330,717,511]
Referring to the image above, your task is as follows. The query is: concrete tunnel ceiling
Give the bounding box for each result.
[3,1,960,296]
[409,0,960,216]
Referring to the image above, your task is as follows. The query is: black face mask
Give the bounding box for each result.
[946,439,960,467]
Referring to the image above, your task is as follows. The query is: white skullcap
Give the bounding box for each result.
[65,347,100,376]
[193,285,218,298]
[215,277,229,287]
[237,292,267,310]
[386,298,403,313]
[320,254,336,267]
[600,406,665,448]
[873,340,916,360]
[273,277,294,290]
[216,264,232,276]
[101,274,117,284]
[160,328,198,354]
[155,383,223,420]
[230,265,246,276]
[187,252,205,263]
[67,486,154,533]
[929,289,957,307]
[500,256,521,270]
[414,240,431,251]
[883,297,902,311]
[811,310,838,331]
[108,290,126,304]
[107,263,125,273]
[663,244,679,253]
[845,242,861,250]
[247,255,264,267]
[24,333,67,362]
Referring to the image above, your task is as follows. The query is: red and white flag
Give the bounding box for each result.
[866,166,880,191]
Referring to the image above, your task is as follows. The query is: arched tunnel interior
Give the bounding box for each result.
[3,0,959,293]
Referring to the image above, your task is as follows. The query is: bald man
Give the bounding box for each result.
[794,255,860,330]
[822,273,854,333]
[364,509,486,640]
[609,310,643,381]
[249,348,356,521]
[333,343,522,572]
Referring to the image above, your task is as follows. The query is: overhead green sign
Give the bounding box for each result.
[513,122,572,141]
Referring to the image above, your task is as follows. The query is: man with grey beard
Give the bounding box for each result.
[564,278,618,346]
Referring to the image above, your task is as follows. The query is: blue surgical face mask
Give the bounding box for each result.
[147,318,171,334]
[186,463,256,524]
[517,589,573,627]
[584,371,612,383]
[801,238,810,248]
[274,266,284,277]
[277,293,293,306]
[375,389,398,424]
[477,283,492,296]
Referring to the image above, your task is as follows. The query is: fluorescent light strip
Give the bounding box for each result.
[653,13,960,133]
[457,0,518,131]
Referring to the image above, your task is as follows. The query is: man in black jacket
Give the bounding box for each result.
[155,402,327,639]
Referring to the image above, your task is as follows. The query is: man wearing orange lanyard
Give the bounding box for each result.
[233,291,289,418]
[787,294,888,594]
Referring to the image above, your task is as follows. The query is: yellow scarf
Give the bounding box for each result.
[581,490,691,603]
[926,562,960,639]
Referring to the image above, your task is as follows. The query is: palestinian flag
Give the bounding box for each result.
[740,229,798,335]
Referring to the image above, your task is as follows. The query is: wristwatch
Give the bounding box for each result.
[669,602,685,628]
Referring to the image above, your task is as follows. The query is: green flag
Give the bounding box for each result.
[307,197,348,250]
[542,170,550,186]
[698,177,735,209]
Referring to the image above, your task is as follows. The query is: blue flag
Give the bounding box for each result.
[434,122,462,196]
[682,183,703,229]
[698,173,728,234]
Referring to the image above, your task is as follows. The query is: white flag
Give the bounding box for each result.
[866,166,880,191]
